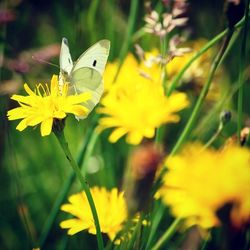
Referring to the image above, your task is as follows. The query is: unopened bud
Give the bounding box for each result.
[220,110,232,126]
[124,143,164,215]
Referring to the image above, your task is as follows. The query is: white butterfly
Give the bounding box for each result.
[59,37,110,118]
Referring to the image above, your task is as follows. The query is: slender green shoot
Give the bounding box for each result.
[170,29,234,156]
[203,122,224,149]
[151,218,182,250]
[113,0,139,82]
[87,0,100,43]
[237,1,249,142]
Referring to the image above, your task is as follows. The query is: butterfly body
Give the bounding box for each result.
[59,38,110,118]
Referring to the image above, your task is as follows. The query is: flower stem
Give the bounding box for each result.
[151,218,182,250]
[237,1,249,143]
[54,130,104,250]
[145,203,165,250]
[203,123,223,149]
[170,28,234,156]
[38,127,98,247]
[155,35,168,144]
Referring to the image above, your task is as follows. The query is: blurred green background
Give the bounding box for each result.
[1,0,249,249]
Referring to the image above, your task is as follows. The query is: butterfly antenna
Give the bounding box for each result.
[32,55,59,69]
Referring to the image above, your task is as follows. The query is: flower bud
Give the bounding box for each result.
[220,110,232,126]
[124,143,164,215]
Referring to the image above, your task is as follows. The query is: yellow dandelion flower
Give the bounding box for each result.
[7,75,91,136]
[99,53,189,145]
[60,187,128,242]
[158,143,250,229]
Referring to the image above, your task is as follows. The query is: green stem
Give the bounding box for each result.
[113,0,139,81]
[237,1,249,142]
[132,27,146,42]
[54,130,104,250]
[126,214,143,250]
[151,218,182,250]
[87,0,99,43]
[160,35,168,93]
[38,128,98,247]
[203,123,223,149]
[166,16,246,97]
[145,203,165,250]
[170,29,234,156]
[155,36,168,144]
[106,0,115,60]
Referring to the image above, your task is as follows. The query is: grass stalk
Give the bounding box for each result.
[87,0,100,43]
[237,1,249,142]
[145,203,165,250]
[151,218,182,250]
[170,29,234,156]
[113,0,139,81]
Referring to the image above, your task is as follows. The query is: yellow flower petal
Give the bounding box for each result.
[126,132,143,145]
[16,119,28,131]
[109,127,128,143]
[41,118,53,136]
[7,107,28,120]
[50,75,59,96]
[64,105,89,116]
[24,83,36,96]
[60,219,89,235]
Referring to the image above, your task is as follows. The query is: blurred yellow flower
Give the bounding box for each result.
[158,143,250,229]
[166,39,210,83]
[99,54,189,145]
[7,75,91,136]
[166,39,226,101]
[103,53,149,91]
[60,187,128,242]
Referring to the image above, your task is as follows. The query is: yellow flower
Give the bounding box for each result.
[158,143,250,229]
[60,187,128,242]
[99,54,189,145]
[7,75,91,136]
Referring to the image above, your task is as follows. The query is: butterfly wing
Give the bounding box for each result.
[59,38,74,88]
[60,37,74,75]
[71,40,110,117]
